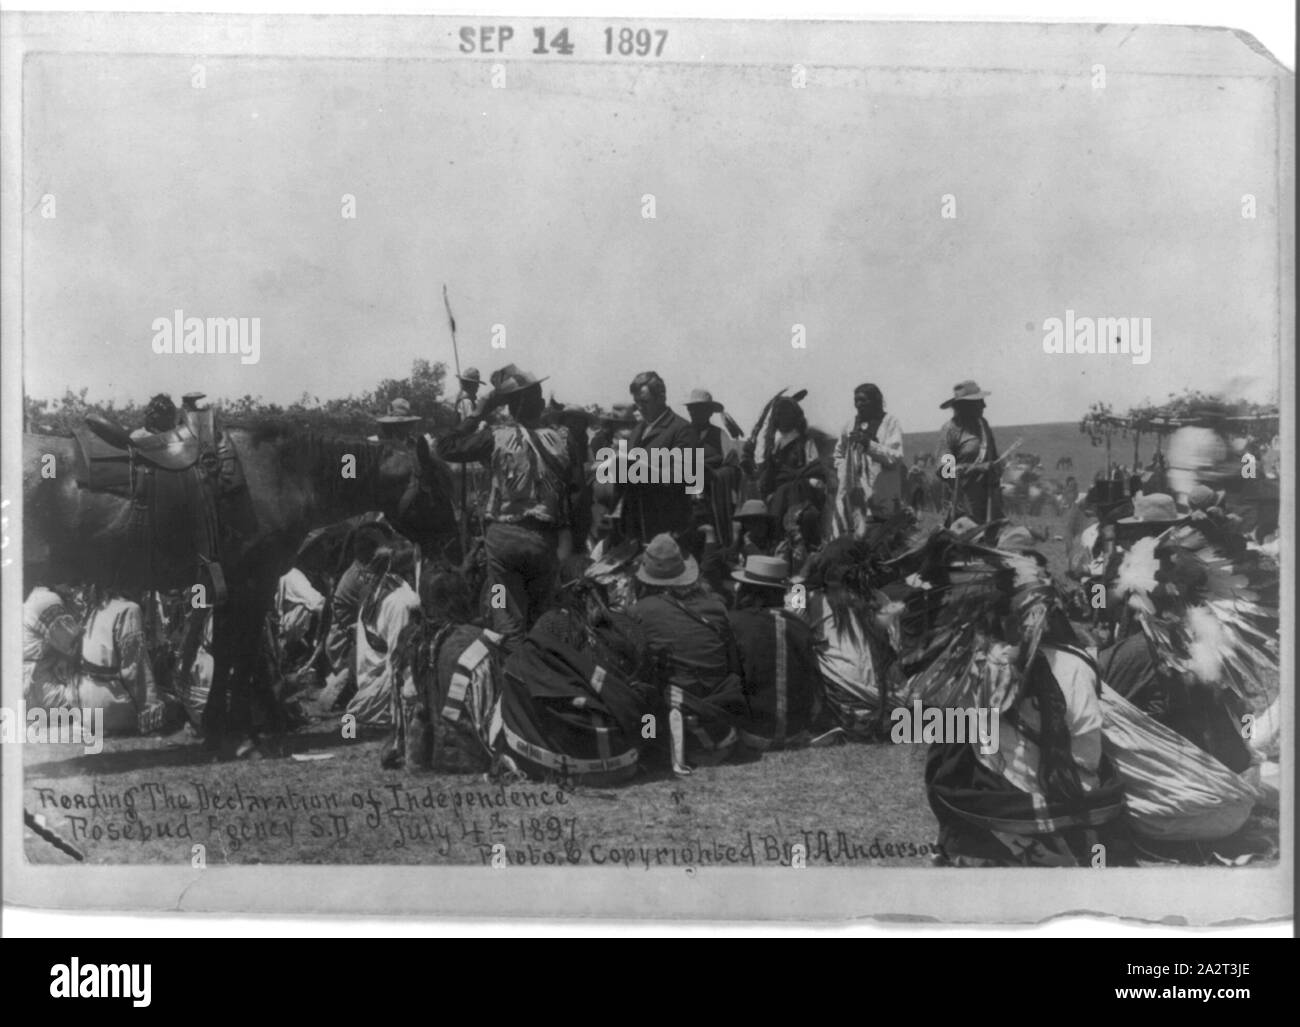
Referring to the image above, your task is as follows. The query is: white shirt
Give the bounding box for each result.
[346,581,420,726]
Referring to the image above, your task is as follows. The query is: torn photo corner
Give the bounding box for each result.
[1,12,1292,925]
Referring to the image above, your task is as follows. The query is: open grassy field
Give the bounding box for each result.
[904,420,1120,482]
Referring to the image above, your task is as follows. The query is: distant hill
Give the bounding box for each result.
[901,421,1132,481]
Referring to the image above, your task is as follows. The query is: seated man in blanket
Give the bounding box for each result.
[320,524,386,709]
[383,566,502,773]
[275,564,327,674]
[492,557,658,786]
[345,541,421,726]
[75,585,170,735]
[630,534,747,775]
[798,538,897,741]
[894,530,1130,866]
[727,556,819,751]
[23,577,83,712]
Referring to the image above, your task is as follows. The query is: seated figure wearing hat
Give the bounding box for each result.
[934,380,1003,524]
[727,556,819,751]
[727,499,778,563]
[694,498,777,601]
[629,534,747,775]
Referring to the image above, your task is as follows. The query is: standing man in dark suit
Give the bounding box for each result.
[620,371,700,548]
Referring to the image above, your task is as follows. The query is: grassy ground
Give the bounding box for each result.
[23,726,938,867]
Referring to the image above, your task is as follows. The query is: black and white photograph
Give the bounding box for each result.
[2,5,1292,931]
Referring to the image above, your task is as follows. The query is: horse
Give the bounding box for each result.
[21,420,460,755]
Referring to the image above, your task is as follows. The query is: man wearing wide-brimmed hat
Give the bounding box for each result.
[437,364,575,651]
[684,388,742,461]
[727,498,777,563]
[629,534,746,775]
[368,396,441,542]
[374,396,423,442]
[1186,482,1225,513]
[1115,492,1183,531]
[453,367,483,423]
[685,388,743,548]
[448,368,490,533]
[727,555,819,751]
[934,379,1003,524]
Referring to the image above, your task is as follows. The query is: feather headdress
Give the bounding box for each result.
[1110,523,1278,709]
[886,524,1075,713]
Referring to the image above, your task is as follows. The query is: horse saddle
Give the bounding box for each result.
[72,415,224,598]
[78,415,201,477]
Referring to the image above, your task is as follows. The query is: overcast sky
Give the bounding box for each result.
[23,38,1284,434]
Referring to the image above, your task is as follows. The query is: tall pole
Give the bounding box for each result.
[442,284,462,379]
[442,285,470,556]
